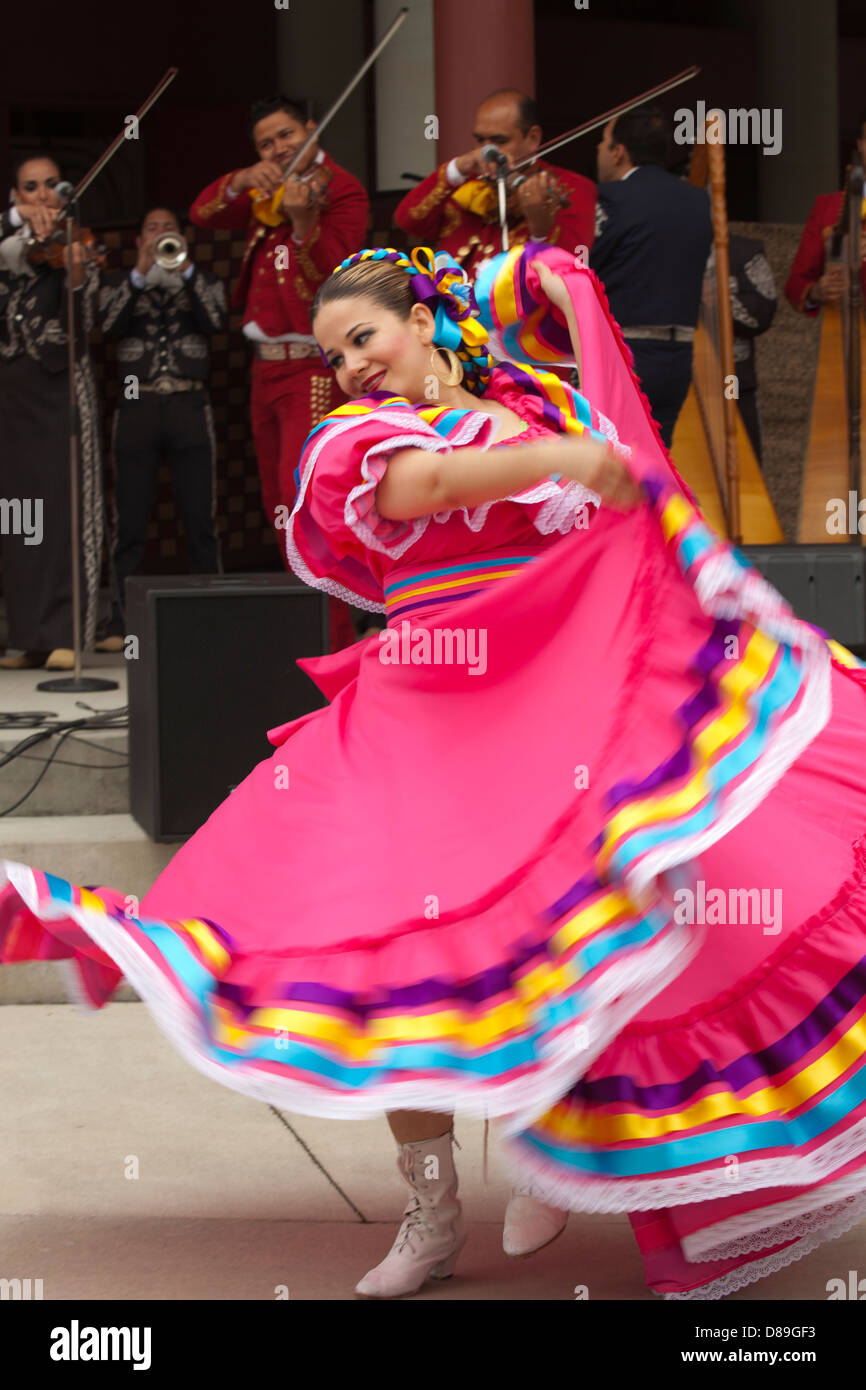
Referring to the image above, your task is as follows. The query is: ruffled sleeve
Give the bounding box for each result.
[474,242,700,505]
[285,399,497,609]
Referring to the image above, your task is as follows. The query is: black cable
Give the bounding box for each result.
[13,751,130,772]
[67,732,128,759]
[0,726,80,815]
[0,704,128,733]
[0,708,130,796]
[12,729,130,768]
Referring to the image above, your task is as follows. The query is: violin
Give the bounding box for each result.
[251,161,334,228]
[250,6,408,228]
[480,161,572,224]
[25,217,106,271]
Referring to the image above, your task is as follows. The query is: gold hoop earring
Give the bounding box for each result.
[430,347,464,387]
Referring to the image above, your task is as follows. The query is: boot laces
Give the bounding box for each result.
[394,1193,434,1255]
[392,1136,453,1255]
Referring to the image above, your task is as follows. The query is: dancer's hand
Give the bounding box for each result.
[544,435,642,512]
[532,258,572,313]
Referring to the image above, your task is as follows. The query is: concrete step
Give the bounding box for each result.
[0,814,177,1004]
[0,656,129,816]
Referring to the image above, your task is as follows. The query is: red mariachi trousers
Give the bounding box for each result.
[250,356,356,651]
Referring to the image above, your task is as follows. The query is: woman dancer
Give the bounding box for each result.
[3,244,866,1301]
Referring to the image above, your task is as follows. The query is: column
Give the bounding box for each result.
[433,0,536,162]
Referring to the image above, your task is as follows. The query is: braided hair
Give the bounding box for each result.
[312,246,493,395]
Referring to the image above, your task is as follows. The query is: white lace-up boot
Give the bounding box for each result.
[503,1182,568,1258]
[355,1129,466,1298]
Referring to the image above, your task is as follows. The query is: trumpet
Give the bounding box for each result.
[153,231,188,270]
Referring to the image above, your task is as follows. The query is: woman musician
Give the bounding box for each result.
[0,154,103,669]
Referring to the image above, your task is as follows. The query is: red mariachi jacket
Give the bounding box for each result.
[394,159,596,281]
[189,152,369,332]
[784,190,866,316]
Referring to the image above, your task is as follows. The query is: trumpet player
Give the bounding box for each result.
[394,89,596,282]
[95,207,226,648]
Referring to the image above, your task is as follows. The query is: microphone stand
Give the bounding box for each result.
[38,67,178,694]
[496,167,509,253]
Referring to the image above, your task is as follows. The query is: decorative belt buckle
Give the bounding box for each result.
[259,342,288,361]
[153,376,173,393]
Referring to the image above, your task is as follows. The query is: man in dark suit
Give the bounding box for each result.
[590,105,713,448]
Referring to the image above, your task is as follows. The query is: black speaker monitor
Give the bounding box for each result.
[126,574,329,842]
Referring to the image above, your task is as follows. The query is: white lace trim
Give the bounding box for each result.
[663,1193,866,1300]
[685,1171,866,1262]
[344,432,450,559]
[436,476,600,540]
[501,1109,866,1214]
[283,404,601,609]
[2,857,695,1125]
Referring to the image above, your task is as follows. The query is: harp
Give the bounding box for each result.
[798,156,866,543]
[671,122,783,543]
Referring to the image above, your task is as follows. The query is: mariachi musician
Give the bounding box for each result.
[784,112,866,315]
[0,154,103,671]
[394,89,596,281]
[190,96,368,529]
[96,206,227,648]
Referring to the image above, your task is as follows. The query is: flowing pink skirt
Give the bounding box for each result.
[3,481,866,1298]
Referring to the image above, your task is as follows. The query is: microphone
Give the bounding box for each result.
[53,182,75,204]
[481,145,509,170]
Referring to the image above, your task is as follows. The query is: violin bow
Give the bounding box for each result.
[269,6,409,191]
[509,64,701,176]
[70,68,179,206]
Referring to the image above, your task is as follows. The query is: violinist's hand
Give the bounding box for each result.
[454,147,498,180]
[21,203,60,242]
[232,160,285,197]
[62,239,88,289]
[280,175,313,215]
[280,175,316,238]
[517,170,558,238]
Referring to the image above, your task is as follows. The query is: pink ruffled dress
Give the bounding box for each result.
[3,251,866,1300]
